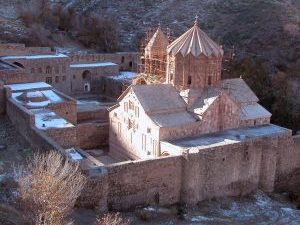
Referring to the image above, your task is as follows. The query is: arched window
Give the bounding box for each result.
[121,56,125,63]
[129,61,133,68]
[82,70,91,80]
[46,66,52,74]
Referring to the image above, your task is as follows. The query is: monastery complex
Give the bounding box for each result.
[0,20,300,211]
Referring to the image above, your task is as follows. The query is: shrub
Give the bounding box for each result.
[96,213,130,225]
[15,151,86,225]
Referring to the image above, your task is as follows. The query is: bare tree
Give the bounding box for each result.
[15,151,86,225]
[96,213,130,225]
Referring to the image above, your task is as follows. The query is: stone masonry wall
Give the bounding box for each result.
[46,127,77,149]
[77,122,109,149]
[80,128,300,211]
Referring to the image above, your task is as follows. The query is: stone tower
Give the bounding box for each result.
[144,25,169,81]
[166,20,223,90]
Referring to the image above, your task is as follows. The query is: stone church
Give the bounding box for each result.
[109,20,271,160]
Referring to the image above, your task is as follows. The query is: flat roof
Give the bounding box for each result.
[5,82,51,92]
[31,109,74,130]
[165,124,289,151]
[1,53,68,60]
[70,62,117,68]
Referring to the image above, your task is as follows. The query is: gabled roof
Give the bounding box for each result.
[167,22,223,57]
[190,88,220,116]
[119,84,187,114]
[145,26,169,55]
[240,103,271,120]
[150,111,196,127]
[222,78,259,104]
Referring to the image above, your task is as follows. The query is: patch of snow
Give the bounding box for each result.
[5,82,51,92]
[26,91,44,98]
[110,71,137,80]
[66,148,83,161]
[1,53,68,60]
[34,111,74,130]
[70,62,117,68]
[27,100,51,107]
[41,90,63,103]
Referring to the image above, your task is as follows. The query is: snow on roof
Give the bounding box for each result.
[110,71,137,80]
[1,54,68,60]
[70,62,117,68]
[11,89,64,109]
[150,111,196,127]
[5,82,51,92]
[41,90,63,103]
[241,103,271,120]
[190,88,220,116]
[32,110,74,130]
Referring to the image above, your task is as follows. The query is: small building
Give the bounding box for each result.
[69,62,119,93]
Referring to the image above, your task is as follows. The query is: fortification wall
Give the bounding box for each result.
[6,98,35,139]
[69,52,139,71]
[80,128,300,211]
[106,156,182,210]
[77,122,109,149]
[0,44,51,56]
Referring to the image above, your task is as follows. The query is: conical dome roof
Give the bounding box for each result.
[167,22,223,57]
[145,26,169,55]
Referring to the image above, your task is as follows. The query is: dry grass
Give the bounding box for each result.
[15,151,86,225]
[96,213,130,225]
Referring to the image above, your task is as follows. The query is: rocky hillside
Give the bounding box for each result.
[0,0,299,128]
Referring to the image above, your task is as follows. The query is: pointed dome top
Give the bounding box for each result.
[167,22,223,57]
[145,26,169,54]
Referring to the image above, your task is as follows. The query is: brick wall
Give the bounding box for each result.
[77,122,109,149]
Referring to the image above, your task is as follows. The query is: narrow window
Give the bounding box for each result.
[121,56,125,63]
[46,66,52,74]
[129,61,133,68]
[62,65,66,73]
[208,76,212,86]
[38,68,42,73]
[135,106,139,117]
[147,127,151,134]
[62,76,66,81]
[124,102,128,112]
[188,75,192,85]
[55,76,59,83]
[129,100,134,110]
[55,66,59,73]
